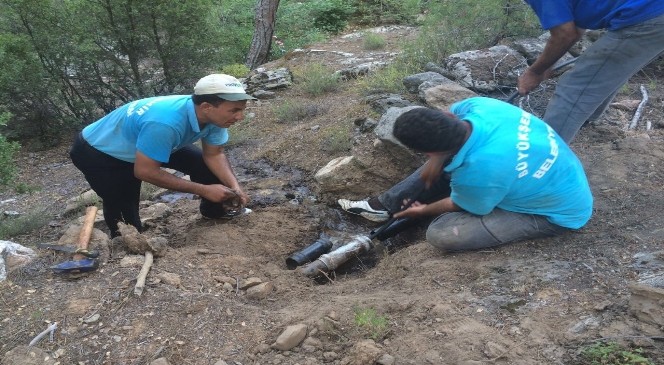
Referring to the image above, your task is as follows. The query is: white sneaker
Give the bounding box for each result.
[338,199,389,222]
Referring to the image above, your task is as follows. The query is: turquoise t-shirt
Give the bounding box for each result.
[525,0,664,31]
[445,97,593,229]
[82,95,228,163]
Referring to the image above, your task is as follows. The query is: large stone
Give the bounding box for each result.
[2,346,56,365]
[272,324,308,351]
[422,83,477,111]
[442,45,527,92]
[0,241,36,281]
[629,283,664,326]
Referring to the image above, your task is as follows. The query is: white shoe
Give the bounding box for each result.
[338,199,389,222]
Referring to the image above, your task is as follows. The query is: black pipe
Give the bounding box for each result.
[286,235,333,270]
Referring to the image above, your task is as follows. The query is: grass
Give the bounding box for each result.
[579,341,654,365]
[353,306,389,340]
[0,208,52,239]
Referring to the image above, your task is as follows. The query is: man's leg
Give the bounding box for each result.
[165,145,228,218]
[377,164,451,213]
[426,208,568,251]
[69,133,142,237]
[544,14,664,143]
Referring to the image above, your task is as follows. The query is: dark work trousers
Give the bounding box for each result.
[69,133,226,238]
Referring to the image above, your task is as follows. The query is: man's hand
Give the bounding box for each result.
[517,21,583,96]
[518,68,551,95]
[393,201,428,219]
[420,154,446,188]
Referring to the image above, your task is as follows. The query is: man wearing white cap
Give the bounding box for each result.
[69,74,256,238]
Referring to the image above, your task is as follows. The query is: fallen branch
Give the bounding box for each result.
[627,84,649,130]
[28,322,58,346]
[134,251,154,296]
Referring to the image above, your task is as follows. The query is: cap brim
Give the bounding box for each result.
[215,93,257,101]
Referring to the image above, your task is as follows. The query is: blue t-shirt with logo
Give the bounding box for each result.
[82,95,228,163]
[445,97,593,229]
[525,0,664,30]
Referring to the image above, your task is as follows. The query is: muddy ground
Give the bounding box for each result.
[1,26,664,365]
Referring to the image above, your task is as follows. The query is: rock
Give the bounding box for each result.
[422,83,477,111]
[377,353,395,365]
[150,358,171,365]
[0,241,36,281]
[629,283,664,326]
[246,282,274,300]
[213,276,237,286]
[118,222,151,254]
[157,272,181,287]
[272,324,308,351]
[402,72,450,94]
[342,339,383,365]
[365,94,416,114]
[442,45,526,92]
[120,255,145,268]
[239,277,263,290]
[213,361,229,365]
[140,202,171,224]
[2,345,56,365]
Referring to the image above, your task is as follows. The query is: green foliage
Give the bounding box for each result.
[221,64,251,78]
[309,0,355,34]
[363,33,387,50]
[297,64,340,96]
[353,306,389,340]
[274,2,327,56]
[272,101,325,123]
[579,342,654,365]
[405,0,541,65]
[351,0,423,26]
[0,112,20,187]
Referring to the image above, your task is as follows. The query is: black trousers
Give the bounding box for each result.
[69,133,226,237]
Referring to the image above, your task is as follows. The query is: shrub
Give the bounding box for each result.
[309,0,355,34]
[297,64,340,96]
[221,64,251,78]
[272,101,325,123]
[351,0,423,26]
[363,33,387,50]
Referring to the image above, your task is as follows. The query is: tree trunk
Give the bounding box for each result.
[245,0,280,70]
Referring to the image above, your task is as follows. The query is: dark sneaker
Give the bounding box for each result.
[338,199,389,222]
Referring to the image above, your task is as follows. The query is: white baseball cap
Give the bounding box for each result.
[194,74,256,101]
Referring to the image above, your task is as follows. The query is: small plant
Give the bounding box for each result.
[221,63,251,78]
[297,64,340,96]
[310,0,354,34]
[579,341,654,365]
[14,182,39,195]
[272,100,324,123]
[353,306,389,340]
[321,124,352,154]
[363,33,387,50]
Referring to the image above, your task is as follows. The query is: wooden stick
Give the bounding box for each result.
[627,84,649,130]
[73,206,98,260]
[134,251,154,296]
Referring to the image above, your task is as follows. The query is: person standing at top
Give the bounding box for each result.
[518,0,664,142]
[70,74,255,237]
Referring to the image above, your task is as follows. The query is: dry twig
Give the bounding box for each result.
[627,84,649,130]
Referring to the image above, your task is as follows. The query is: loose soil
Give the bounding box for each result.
[1,26,663,365]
